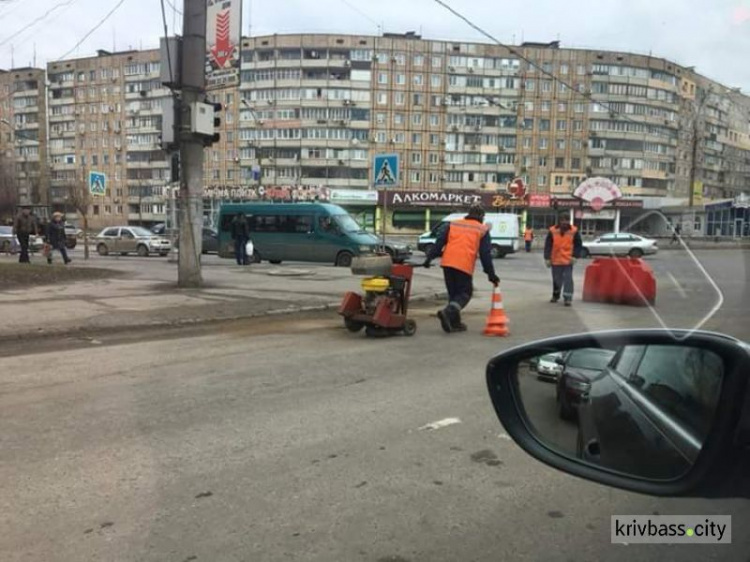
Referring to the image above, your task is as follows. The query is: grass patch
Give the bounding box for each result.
[0,261,121,289]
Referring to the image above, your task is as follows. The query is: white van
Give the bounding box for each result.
[417,212,520,258]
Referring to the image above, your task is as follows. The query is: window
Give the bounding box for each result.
[629,346,723,441]
[414,74,423,86]
[396,74,406,85]
[556,120,567,131]
[378,72,388,84]
[573,120,583,132]
[523,137,532,149]
[411,152,422,164]
[394,133,405,143]
[537,174,547,187]
[414,54,424,66]
[572,157,581,169]
[525,79,535,91]
[394,113,404,125]
[413,94,424,106]
[411,133,422,144]
[377,92,387,105]
[432,56,442,68]
[560,64,569,74]
[395,53,406,65]
[428,152,439,164]
[554,176,564,186]
[412,113,422,125]
[558,102,567,112]
[431,75,441,87]
[376,112,386,125]
[542,80,552,92]
[574,102,586,113]
[430,114,439,126]
[556,138,566,150]
[541,101,551,112]
[395,93,405,105]
[429,133,439,145]
[577,64,586,75]
[555,157,565,169]
[410,171,421,183]
[539,138,549,149]
[539,119,550,131]
[538,157,547,167]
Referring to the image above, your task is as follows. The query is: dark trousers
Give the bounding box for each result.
[234,236,248,265]
[443,266,474,310]
[551,264,574,302]
[525,240,532,252]
[50,242,69,263]
[17,233,30,263]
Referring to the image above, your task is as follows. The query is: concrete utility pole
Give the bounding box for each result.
[177,0,206,287]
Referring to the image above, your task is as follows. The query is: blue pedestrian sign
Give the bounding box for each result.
[89,171,106,196]
[373,153,399,188]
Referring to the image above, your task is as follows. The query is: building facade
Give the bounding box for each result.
[0,67,48,212]
[46,49,172,228]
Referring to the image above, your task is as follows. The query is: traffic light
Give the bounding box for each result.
[209,101,222,146]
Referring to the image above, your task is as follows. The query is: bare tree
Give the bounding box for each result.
[66,178,92,260]
[0,152,19,224]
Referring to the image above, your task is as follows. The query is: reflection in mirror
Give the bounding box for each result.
[517,344,724,480]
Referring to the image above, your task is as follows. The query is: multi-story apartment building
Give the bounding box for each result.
[46,49,172,229]
[0,67,49,210]
[203,33,749,204]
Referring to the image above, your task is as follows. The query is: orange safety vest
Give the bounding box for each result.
[524,228,534,242]
[441,219,489,275]
[549,225,578,265]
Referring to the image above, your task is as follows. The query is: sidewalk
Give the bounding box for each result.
[0,256,452,340]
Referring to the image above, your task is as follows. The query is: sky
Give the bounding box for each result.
[0,0,749,91]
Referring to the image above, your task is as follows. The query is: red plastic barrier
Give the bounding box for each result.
[582,257,656,307]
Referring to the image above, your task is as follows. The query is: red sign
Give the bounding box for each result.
[506,177,527,199]
[210,11,233,68]
[529,194,551,207]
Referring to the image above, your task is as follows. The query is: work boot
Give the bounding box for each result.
[564,300,572,307]
[47,257,52,265]
[437,309,453,333]
[452,322,468,332]
[64,258,72,265]
[550,297,559,303]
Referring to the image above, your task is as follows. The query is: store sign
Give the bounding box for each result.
[582,209,617,220]
[553,197,643,209]
[506,177,527,199]
[529,194,551,207]
[485,193,529,208]
[573,177,622,211]
[203,185,330,201]
[381,190,483,207]
[330,189,378,205]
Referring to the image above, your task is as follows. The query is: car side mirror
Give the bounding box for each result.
[486,330,750,498]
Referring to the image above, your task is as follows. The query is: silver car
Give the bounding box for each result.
[0,226,44,253]
[582,233,658,258]
[95,226,171,257]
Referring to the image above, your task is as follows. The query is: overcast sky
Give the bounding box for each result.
[1,0,748,91]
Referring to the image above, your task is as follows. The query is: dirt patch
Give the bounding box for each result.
[0,262,121,289]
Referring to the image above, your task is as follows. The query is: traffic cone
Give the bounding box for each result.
[483,286,509,337]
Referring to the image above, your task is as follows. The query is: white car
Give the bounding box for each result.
[95,226,172,257]
[536,352,565,382]
[582,233,658,258]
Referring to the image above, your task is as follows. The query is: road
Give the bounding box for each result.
[1,250,748,561]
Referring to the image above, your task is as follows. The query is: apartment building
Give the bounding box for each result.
[46,49,172,229]
[201,33,749,206]
[0,67,48,209]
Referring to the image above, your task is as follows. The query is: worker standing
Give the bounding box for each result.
[423,203,500,333]
[543,213,583,307]
[523,225,534,253]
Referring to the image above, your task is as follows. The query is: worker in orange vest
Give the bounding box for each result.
[523,225,534,253]
[543,213,583,307]
[423,203,500,332]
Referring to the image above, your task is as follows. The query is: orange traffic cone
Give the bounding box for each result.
[483,286,509,337]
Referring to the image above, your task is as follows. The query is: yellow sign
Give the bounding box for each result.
[692,181,704,206]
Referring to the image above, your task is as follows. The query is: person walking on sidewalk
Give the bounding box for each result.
[423,203,500,333]
[524,225,534,253]
[12,206,37,264]
[544,213,582,307]
[671,222,682,245]
[45,212,71,265]
[230,213,251,265]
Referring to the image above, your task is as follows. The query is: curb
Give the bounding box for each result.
[0,291,449,343]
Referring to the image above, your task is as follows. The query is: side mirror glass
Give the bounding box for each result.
[486,330,749,496]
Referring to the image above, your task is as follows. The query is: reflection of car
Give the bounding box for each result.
[556,348,617,420]
[536,352,565,382]
[582,233,658,258]
[0,226,44,253]
[95,226,171,257]
[576,345,723,479]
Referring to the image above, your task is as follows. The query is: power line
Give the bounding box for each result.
[57,0,128,61]
[0,0,79,49]
[338,0,380,30]
[164,0,182,17]
[159,0,175,87]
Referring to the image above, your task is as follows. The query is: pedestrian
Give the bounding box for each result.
[230,213,250,265]
[671,222,682,245]
[45,212,71,265]
[12,206,37,264]
[423,203,500,333]
[524,225,534,253]
[544,213,583,307]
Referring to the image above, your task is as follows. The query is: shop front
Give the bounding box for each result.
[328,189,379,231]
[706,196,750,238]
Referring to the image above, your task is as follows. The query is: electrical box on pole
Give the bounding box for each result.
[159,36,182,89]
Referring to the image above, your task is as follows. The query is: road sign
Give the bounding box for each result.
[89,171,106,196]
[373,153,399,188]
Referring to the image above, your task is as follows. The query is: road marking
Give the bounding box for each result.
[497,433,512,441]
[418,417,461,431]
[667,272,688,299]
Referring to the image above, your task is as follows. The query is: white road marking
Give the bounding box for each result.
[418,417,461,431]
[497,433,512,441]
[667,272,688,299]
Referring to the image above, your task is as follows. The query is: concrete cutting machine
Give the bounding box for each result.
[338,254,417,337]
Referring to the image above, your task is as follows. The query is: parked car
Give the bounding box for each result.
[172,227,219,254]
[95,226,171,257]
[581,232,658,258]
[63,224,80,249]
[555,348,617,420]
[575,344,724,479]
[0,226,44,253]
[536,352,565,382]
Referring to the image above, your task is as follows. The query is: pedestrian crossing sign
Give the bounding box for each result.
[373,153,399,188]
[89,171,106,196]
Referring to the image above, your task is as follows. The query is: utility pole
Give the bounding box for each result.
[177,0,207,287]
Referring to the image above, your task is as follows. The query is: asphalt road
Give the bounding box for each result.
[1,250,748,562]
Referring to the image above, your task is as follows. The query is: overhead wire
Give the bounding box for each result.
[0,0,80,48]
[57,0,128,61]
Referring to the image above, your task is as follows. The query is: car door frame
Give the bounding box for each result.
[119,227,138,254]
